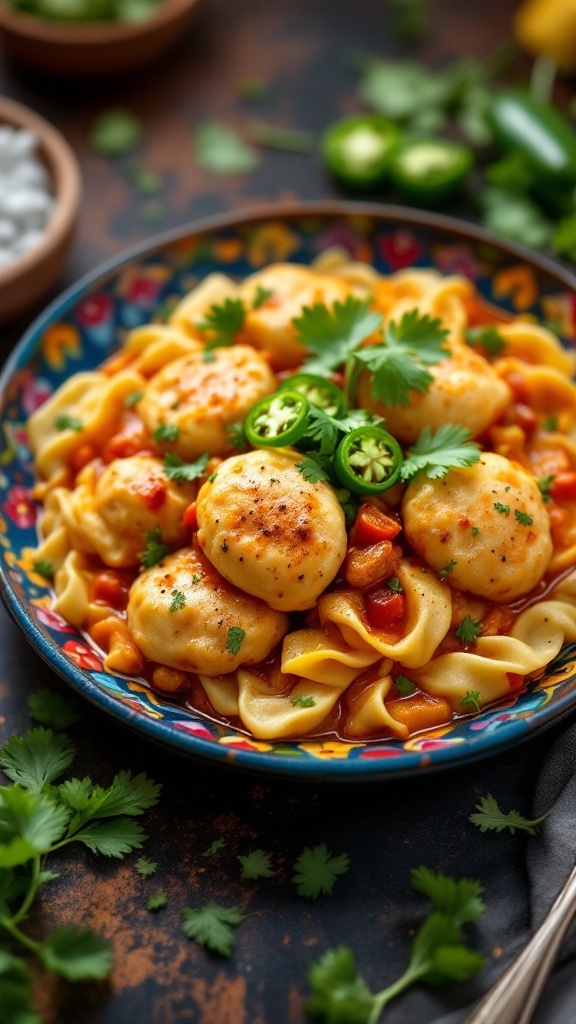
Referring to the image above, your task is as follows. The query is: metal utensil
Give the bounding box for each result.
[463,864,576,1024]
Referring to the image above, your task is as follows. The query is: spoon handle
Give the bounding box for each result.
[463,864,576,1024]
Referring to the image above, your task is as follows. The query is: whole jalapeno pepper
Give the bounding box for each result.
[278,373,346,417]
[489,91,576,183]
[334,426,403,494]
[244,390,310,448]
[387,137,473,206]
[322,114,402,189]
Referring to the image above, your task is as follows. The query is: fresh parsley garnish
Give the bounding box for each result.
[135,857,158,877]
[147,893,167,912]
[542,414,558,431]
[252,285,273,309]
[139,529,170,571]
[306,867,485,1021]
[394,675,417,695]
[296,455,332,485]
[469,793,549,836]
[181,904,244,957]
[471,525,480,537]
[493,502,510,514]
[350,310,450,408]
[125,390,144,408]
[515,509,533,526]
[197,297,246,348]
[465,325,506,356]
[195,122,259,176]
[292,843,350,899]
[461,691,481,712]
[401,424,481,482]
[290,695,316,708]
[226,422,247,450]
[455,616,482,643]
[387,576,403,593]
[152,423,180,444]
[32,559,54,580]
[293,297,382,375]
[169,591,186,613]
[238,850,275,879]
[225,627,246,655]
[163,452,209,484]
[439,559,457,579]
[54,414,82,432]
[537,475,555,503]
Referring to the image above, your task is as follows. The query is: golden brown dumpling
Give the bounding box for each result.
[127,544,288,675]
[138,345,276,460]
[196,448,347,611]
[401,452,552,602]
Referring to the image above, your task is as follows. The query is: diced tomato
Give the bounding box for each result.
[183,502,198,530]
[507,673,524,692]
[353,503,402,546]
[91,571,131,610]
[102,413,149,462]
[70,444,96,474]
[134,477,166,510]
[506,403,537,435]
[551,471,576,503]
[364,588,405,629]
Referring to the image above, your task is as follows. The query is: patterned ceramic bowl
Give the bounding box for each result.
[1,201,576,780]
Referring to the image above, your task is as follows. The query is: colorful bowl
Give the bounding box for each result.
[1,201,576,780]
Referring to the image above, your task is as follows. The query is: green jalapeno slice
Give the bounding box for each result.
[244,390,310,448]
[278,373,346,417]
[334,426,403,494]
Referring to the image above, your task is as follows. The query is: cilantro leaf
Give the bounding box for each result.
[226,422,247,450]
[226,626,246,655]
[238,849,275,879]
[411,867,485,925]
[515,509,533,526]
[31,560,54,581]
[408,912,486,985]
[296,455,332,484]
[195,122,259,176]
[197,298,246,348]
[0,954,40,1024]
[202,838,226,857]
[461,691,481,712]
[537,474,555,503]
[181,904,244,957]
[307,946,374,1024]
[39,926,113,981]
[152,423,180,443]
[394,675,416,695]
[163,452,209,484]
[439,559,457,579]
[455,616,482,643]
[0,788,70,864]
[54,414,82,432]
[292,843,350,899]
[0,729,76,791]
[71,818,147,858]
[351,310,449,408]
[465,325,506,356]
[494,502,510,515]
[90,770,161,818]
[90,110,141,158]
[170,591,186,612]
[252,285,273,309]
[27,690,81,731]
[135,857,157,877]
[139,529,170,571]
[293,297,382,374]
[290,695,316,708]
[401,424,481,482]
[147,892,167,911]
[469,793,548,836]
[125,389,144,408]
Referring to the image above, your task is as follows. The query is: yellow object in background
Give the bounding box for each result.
[514,0,576,72]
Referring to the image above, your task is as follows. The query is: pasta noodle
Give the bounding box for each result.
[26,256,576,744]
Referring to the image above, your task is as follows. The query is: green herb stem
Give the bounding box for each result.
[11,855,42,926]
[368,965,425,1023]
[529,54,558,105]
[0,912,42,956]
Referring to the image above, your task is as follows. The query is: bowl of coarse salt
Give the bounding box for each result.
[0,95,81,326]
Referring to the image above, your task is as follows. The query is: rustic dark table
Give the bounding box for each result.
[0,2,573,1022]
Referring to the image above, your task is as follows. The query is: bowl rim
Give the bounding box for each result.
[2,198,576,781]
[0,95,81,289]
[0,0,200,42]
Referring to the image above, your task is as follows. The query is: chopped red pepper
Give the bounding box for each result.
[352,502,402,546]
[183,502,198,530]
[551,471,576,502]
[364,587,405,629]
[134,477,167,511]
[91,570,131,610]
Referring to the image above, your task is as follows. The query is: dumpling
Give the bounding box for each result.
[127,544,289,675]
[196,448,347,611]
[61,455,195,568]
[138,345,276,460]
[237,263,355,371]
[401,451,552,602]
[356,341,511,444]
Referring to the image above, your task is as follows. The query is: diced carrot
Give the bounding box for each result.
[352,502,402,546]
[364,588,405,629]
[152,666,189,694]
[551,471,576,503]
[183,502,198,530]
[344,541,401,588]
[387,692,452,734]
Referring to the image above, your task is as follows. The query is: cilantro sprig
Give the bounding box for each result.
[0,723,159,1005]
[348,310,450,408]
[306,867,486,1023]
[293,296,383,375]
[401,424,481,482]
[469,793,549,836]
[196,297,247,348]
[163,452,209,484]
[292,843,350,899]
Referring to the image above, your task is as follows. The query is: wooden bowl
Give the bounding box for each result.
[0,0,200,76]
[0,96,81,326]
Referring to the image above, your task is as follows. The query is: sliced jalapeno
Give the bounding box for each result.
[278,373,346,417]
[388,137,473,206]
[322,114,401,189]
[334,426,403,495]
[244,390,310,448]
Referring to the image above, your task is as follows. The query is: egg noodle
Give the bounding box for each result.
[27,251,576,741]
